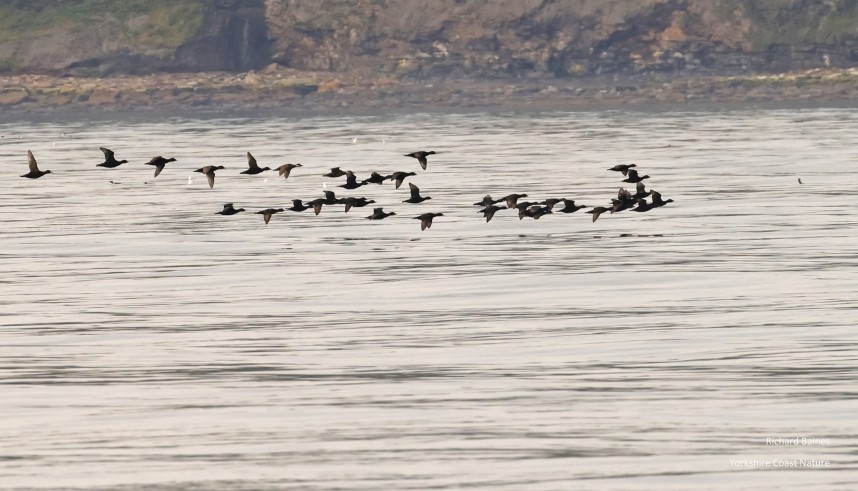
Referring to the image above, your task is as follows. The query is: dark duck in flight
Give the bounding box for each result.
[216,203,245,215]
[622,169,650,183]
[587,206,610,222]
[414,212,443,230]
[478,204,507,223]
[145,156,176,177]
[342,196,376,212]
[274,163,302,180]
[97,147,127,168]
[323,167,347,178]
[287,199,311,212]
[194,165,224,189]
[339,171,365,189]
[403,183,432,203]
[256,208,284,224]
[366,207,396,220]
[362,172,389,185]
[405,150,436,170]
[607,163,637,176]
[241,152,270,175]
[389,171,416,189]
[21,150,51,179]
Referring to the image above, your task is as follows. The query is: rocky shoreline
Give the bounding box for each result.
[4,67,858,116]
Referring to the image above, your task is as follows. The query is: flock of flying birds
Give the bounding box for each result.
[472,163,673,223]
[20,147,672,229]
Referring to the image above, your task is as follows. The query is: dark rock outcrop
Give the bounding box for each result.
[0,0,269,75]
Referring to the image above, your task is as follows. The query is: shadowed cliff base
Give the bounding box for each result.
[3,67,858,116]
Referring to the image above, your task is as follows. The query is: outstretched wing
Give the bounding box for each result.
[27,150,38,172]
[247,152,259,169]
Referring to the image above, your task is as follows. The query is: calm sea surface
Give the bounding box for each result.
[1,107,857,490]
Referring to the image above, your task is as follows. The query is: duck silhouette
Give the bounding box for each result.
[323,167,347,178]
[287,199,311,212]
[622,169,649,183]
[362,172,390,185]
[414,212,443,230]
[403,182,432,203]
[274,163,302,180]
[587,206,610,222]
[339,171,365,189]
[241,152,270,175]
[256,208,284,224]
[556,199,587,213]
[478,204,506,222]
[97,147,127,168]
[651,191,674,208]
[389,171,416,189]
[194,165,224,189]
[607,163,636,176]
[21,150,51,179]
[405,150,436,170]
[366,207,396,220]
[216,203,245,215]
[342,196,376,212]
[145,156,176,177]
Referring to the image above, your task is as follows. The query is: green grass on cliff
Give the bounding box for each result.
[725,0,858,48]
[0,0,204,50]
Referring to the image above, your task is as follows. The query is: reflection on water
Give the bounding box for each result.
[1,108,857,490]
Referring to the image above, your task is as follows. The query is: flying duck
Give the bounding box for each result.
[362,172,390,185]
[97,147,127,168]
[323,167,347,178]
[193,165,224,189]
[274,163,302,180]
[339,171,365,189]
[414,212,444,230]
[478,204,507,222]
[632,199,655,212]
[501,193,528,209]
[608,163,637,175]
[287,199,311,212]
[305,198,326,215]
[587,206,610,222]
[622,169,650,183]
[403,182,432,203]
[405,150,436,170]
[474,195,497,207]
[216,203,245,215]
[342,196,376,212]
[651,191,674,208]
[524,205,552,220]
[256,208,284,224]
[21,150,51,178]
[389,171,416,189]
[241,152,271,175]
[145,156,176,177]
[556,199,587,213]
[366,207,396,220]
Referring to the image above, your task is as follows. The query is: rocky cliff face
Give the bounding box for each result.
[0,0,269,74]
[265,0,858,79]
[1,0,857,78]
